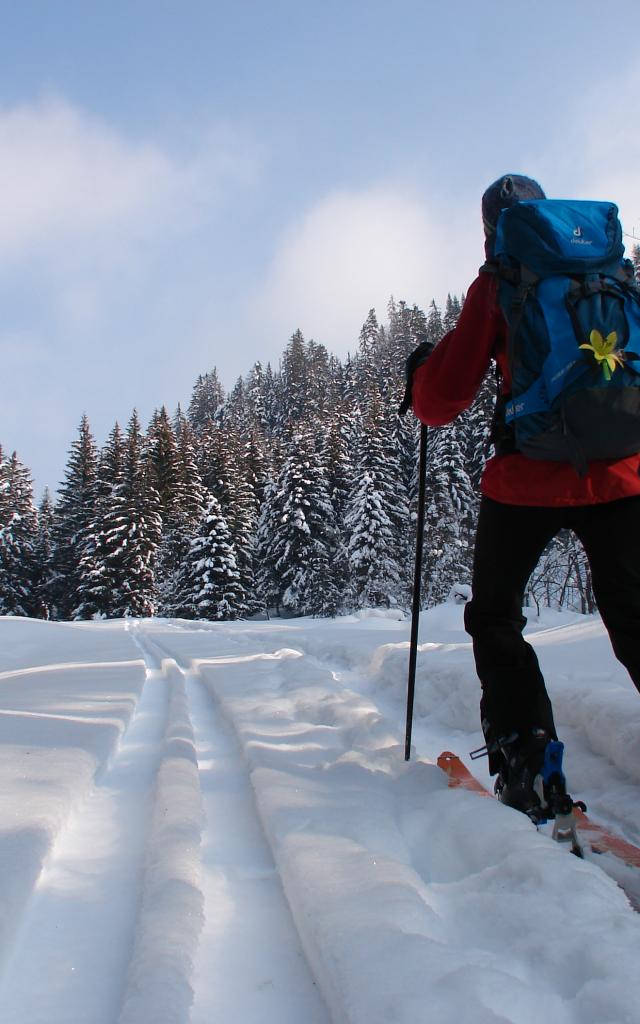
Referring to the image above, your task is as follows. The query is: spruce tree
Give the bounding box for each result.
[345,399,405,609]
[442,294,462,334]
[33,488,56,619]
[146,407,193,610]
[119,411,162,616]
[76,414,161,618]
[280,329,309,425]
[73,422,127,619]
[49,415,98,619]
[174,495,246,620]
[387,298,414,364]
[158,412,208,616]
[257,426,340,616]
[358,308,383,362]
[306,339,334,421]
[254,476,282,614]
[222,376,250,433]
[0,449,39,616]
[426,299,444,346]
[187,369,225,433]
[224,444,258,616]
[146,407,182,527]
[422,419,475,606]
[245,362,279,436]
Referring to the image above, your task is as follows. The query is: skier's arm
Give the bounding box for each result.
[412,272,504,427]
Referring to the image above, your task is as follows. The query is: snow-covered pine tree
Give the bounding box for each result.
[175,494,246,620]
[338,353,361,418]
[244,362,268,435]
[254,475,281,614]
[386,298,413,364]
[426,299,444,346]
[118,411,162,617]
[322,410,353,600]
[306,339,334,422]
[244,430,272,510]
[146,406,192,608]
[391,407,420,601]
[215,430,257,616]
[158,410,208,616]
[422,419,475,606]
[199,420,261,612]
[198,419,237,510]
[187,368,225,433]
[279,329,309,426]
[358,308,385,362]
[73,422,128,618]
[173,409,208,523]
[49,415,98,619]
[325,407,355,530]
[146,407,182,525]
[76,413,161,619]
[257,425,341,617]
[222,376,250,434]
[33,488,56,619]
[442,294,462,334]
[245,361,279,437]
[344,397,406,610]
[0,448,39,617]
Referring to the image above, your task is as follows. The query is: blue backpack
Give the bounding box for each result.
[491,198,640,473]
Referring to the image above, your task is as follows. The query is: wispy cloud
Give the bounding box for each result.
[0,97,171,255]
[0,94,261,260]
[253,184,482,354]
[0,95,264,490]
[530,59,640,241]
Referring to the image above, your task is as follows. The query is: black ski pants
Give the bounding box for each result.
[464,494,640,766]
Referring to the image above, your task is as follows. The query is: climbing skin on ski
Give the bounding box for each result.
[437,750,640,874]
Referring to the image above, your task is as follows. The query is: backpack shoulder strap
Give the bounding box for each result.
[479,260,497,276]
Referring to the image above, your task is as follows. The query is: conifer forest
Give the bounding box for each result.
[0,295,598,622]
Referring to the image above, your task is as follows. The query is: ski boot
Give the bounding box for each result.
[493,729,584,856]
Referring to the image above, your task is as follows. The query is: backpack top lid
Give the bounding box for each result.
[494,199,624,277]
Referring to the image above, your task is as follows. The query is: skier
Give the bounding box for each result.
[403,174,640,821]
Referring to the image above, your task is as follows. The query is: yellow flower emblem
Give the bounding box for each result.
[579,329,625,381]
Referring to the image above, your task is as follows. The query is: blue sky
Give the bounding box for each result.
[2,0,640,494]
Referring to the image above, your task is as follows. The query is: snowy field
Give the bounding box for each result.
[0,606,639,1024]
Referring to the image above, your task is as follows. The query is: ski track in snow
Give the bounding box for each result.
[0,629,169,1024]
[0,620,331,1024]
[127,628,331,1024]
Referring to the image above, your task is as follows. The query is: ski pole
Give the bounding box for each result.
[404,422,428,761]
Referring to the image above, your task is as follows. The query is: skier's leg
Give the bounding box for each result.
[573,495,640,693]
[464,497,562,770]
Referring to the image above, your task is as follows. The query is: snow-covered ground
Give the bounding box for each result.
[0,606,639,1024]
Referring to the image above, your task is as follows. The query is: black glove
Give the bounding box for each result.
[399,340,434,415]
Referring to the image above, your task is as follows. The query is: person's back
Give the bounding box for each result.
[405,173,640,824]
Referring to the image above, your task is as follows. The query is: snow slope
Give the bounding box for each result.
[0,607,639,1024]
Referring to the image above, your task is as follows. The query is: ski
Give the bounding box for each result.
[437,750,640,870]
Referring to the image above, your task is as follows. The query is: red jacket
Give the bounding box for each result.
[412,271,640,506]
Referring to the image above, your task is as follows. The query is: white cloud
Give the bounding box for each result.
[0,97,171,254]
[0,95,263,490]
[531,60,640,242]
[254,185,482,353]
[0,95,260,260]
